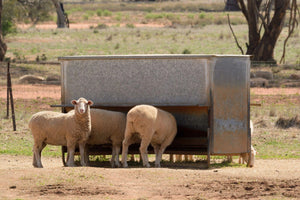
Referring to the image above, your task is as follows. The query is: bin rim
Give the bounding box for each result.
[58,54,250,61]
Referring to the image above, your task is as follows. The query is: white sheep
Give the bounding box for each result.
[238,120,257,167]
[29,97,93,168]
[174,154,194,162]
[239,145,257,167]
[84,109,126,167]
[121,105,177,168]
[227,120,257,167]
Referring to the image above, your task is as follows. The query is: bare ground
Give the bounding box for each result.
[1,85,300,199]
[0,155,299,200]
[1,85,300,101]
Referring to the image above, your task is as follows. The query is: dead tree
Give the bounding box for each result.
[51,0,69,28]
[230,0,299,63]
[0,0,7,61]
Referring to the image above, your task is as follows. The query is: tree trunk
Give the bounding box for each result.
[225,0,240,11]
[252,0,290,61]
[0,0,7,61]
[51,0,69,28]
[245,0,260,55]
[236,0,292,62]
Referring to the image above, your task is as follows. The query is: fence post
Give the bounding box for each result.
[6,62,9,119]
[7,62,16,131]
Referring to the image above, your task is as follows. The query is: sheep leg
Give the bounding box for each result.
[155,136,174,167]
[33,151,38,167]
[33,142,46,168]
[130,154,135,162]
[121,136,131,168]
[154,147,166,168]
[84,145,90,166]
[227,155,233,163]
[111,145,116,167]
[79,142,87,166]
[152,143,163,168]
[32,145,39,168]
[139,137,151,168]
[33,145,41,168]
[175,155,182,162]
[66,142,76,167]
[184,155,189,162]
[246,153,251,167]
[111,145,121,168]
[169,154,174,163]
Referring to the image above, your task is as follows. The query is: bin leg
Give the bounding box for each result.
[207,128,211,168]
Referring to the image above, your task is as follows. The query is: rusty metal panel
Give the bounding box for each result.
[211,56,250,154]
[58,55,212,107]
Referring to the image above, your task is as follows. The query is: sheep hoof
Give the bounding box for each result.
[122,163,128,168]
[155,163,161,168]
[144,163,151,168]
[67,163,77,167]
[111,164,118,168]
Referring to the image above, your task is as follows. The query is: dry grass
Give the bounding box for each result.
[276,116,300,129]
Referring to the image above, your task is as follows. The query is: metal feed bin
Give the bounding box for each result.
[57,54,250,167]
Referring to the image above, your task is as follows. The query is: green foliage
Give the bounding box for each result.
[126,23,135,28]
[182,49,191,54]
[83,14,89,20]
[2,0,54,35]
[15,0,53,24]
[2,0,18,36]
[145,13,165,20]
[199,12,205,19]
[96,9,112,17]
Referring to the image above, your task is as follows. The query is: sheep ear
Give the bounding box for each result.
[88,100,93,106]
[71,100,77,105]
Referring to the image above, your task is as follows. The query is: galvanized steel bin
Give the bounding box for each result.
[58,54,250,166]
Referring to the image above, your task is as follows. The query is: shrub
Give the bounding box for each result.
[199,12,205,19]
[126,23,135,28]
[182,49,191,54]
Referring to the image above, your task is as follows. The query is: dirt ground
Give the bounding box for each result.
[0,155,299,200]
[1,85,299,199]
[1,85,300,101]
[17,22,166,30]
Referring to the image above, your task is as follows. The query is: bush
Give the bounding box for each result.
[126,23,135,28]
[182,49,192,54]
[97,9,112,17]
[2,0,18,36]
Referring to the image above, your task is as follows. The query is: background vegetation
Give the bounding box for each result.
[0,0,299,164]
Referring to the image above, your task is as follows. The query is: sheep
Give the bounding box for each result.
[238,120,257,167]
[239,145,257,167]
[29,97,93,168]
[121,105,177,168]
[84,109,126,167]
[226,120,257,167]
[174,154,194,162]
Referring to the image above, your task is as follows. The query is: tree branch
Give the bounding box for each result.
[280,0,299,63]
[227,14,244,55]
[237,0,248,22]
[255,4,270,34]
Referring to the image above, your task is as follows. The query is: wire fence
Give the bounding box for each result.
[0,61,61,134]
[1,59,299,132]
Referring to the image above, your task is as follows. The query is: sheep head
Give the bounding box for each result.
[71,97,93,115]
